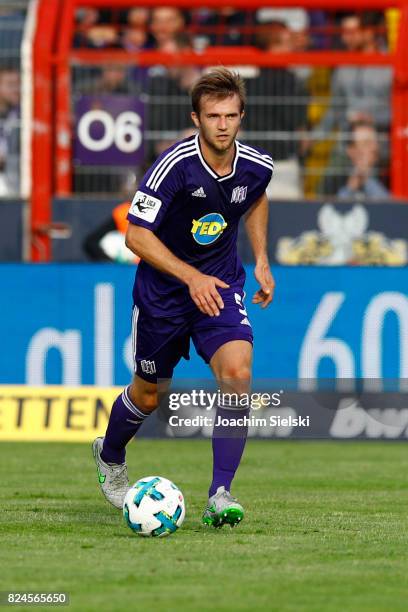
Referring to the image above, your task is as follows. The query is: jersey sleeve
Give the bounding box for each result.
[260,165,273,194]
[252,161,274,204]
[127,150,184,231]
[238,142,275,204]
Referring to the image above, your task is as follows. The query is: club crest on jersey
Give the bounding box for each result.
[231,185,248,204]
[191,213,227,245]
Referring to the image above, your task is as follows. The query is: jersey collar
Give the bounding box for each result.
[195,133,239,182]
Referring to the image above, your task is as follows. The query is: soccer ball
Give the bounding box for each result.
[123,476,185,537]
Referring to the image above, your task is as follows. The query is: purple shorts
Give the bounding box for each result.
[131,287,253,383]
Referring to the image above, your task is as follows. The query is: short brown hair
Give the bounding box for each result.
[191,67,246,115]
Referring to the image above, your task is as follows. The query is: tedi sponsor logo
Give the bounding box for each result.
[191,213,227,245]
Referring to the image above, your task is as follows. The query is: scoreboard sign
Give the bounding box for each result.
[74,95,144,165]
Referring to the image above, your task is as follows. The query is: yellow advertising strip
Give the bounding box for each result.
[0,386,121,442]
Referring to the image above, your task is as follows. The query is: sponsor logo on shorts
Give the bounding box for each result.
[130,191,162,223]
[231,185,247,204]
[140,360,156,375]
[191,213,227,245]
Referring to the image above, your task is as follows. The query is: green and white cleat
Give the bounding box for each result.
[202,486,244,528]
[92,437,130,509]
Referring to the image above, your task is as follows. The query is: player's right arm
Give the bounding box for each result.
[125,224,228,317]
[126,145,228,317]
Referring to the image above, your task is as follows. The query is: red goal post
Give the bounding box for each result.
[30,0,408,261]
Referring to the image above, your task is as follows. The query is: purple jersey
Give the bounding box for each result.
[127,134,273,317]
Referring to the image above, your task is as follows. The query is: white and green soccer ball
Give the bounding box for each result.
[123,476,185,537]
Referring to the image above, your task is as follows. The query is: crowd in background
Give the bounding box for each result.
[72,7,390,53]
[0,5,398,199]
[0,5,24,196]
[72,7,394,200]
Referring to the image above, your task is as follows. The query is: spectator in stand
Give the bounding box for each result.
[256,7,309,31]
[150,7,186,50]
[73,8,99,47]
[73,8,119,49]
[86,25,119,49]
[308,11,392,195]
[128,8,150,29]
[0,67,20,195]
[120,8,154,88]
[192,8,254,49]
[337,122,389,199]
[78,64,142,96]
[256,9,312,86]
[121,8,154,51]
[308,10,330,50]
[312,13,392,139]
[256,7,309,51]
[255,19,293,54]
[244,21,308,197]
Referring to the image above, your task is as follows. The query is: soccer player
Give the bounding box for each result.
[93,68,275,527]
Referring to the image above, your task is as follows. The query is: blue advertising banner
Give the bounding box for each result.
[0,264,407,385]
[74,95,144,165]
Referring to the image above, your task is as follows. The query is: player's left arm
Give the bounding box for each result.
[244,192,275,309]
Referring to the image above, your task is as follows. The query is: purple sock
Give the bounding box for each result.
[101,386,149,465]
[209,405,249,497]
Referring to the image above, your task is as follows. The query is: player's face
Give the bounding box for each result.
[191,94,244,153]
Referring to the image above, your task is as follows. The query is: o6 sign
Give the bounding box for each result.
[74,95,144,165]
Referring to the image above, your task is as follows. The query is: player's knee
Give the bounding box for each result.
[218,363,251,383]
[128,382,158,413]
[140,390,158,413]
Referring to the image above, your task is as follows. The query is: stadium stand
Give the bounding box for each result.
[56,2,405,203]
[1,0,408,260]
[0,1,28,196]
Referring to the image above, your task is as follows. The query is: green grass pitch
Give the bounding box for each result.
[1,440,408,611]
